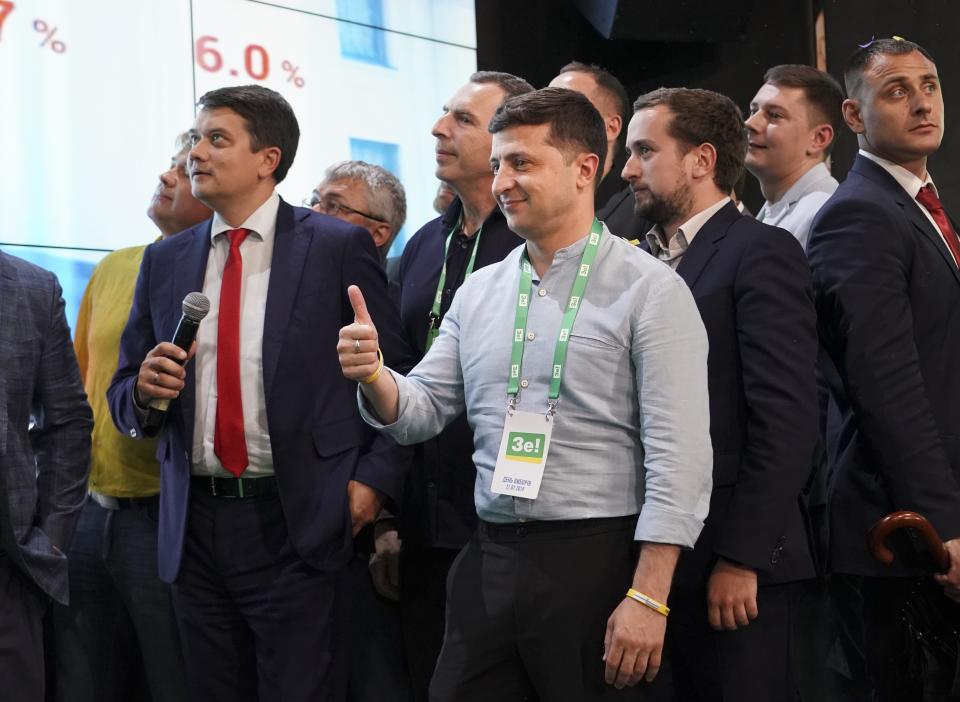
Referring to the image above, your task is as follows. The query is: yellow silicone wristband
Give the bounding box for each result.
[626,588,670,616]
[360,348,384,385]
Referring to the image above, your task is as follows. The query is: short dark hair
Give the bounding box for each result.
[843,37,936,99]
[488,87,607,185]
[197,85,300,183]
[763,64,844,156]
[558,61,630,132]
[470,71,535,99]
[633,87,747,193]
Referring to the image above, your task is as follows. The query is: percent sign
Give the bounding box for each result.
[282,60,305,87]
[194,36,304,88]
[34,18,66,53]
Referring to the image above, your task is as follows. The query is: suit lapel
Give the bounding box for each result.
[675,202,740,290]
[172,224,212,449]
[903,202,960,286]
[262,199,310,405]
[853,157,960,287]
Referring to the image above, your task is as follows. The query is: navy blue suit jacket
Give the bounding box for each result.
[809,155,960,576]
[108,200,413,583]
[645,202,819,586]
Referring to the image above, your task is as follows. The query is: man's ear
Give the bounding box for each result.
[842,98,865,135]
[258,146,283,180]
[689,142,718,182]
[369,222,393,249]
[807,123,835,159]
[577,152,601,191]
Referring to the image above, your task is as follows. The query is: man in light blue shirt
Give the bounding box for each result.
[745,64,844,249]
[338,88,712,701]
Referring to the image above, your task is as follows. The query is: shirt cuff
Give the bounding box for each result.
[634,503,705,549]
[356,369,418,447]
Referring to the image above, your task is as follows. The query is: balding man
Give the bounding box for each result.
[550,61,653,239]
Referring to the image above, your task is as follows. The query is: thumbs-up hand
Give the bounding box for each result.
[338,285,381,381]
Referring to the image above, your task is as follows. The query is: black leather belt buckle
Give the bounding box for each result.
[191,475,277,499]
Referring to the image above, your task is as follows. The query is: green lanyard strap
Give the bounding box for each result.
[425,217,484,351]
[507,219,604,411]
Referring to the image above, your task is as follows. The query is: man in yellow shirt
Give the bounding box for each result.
[53,133,211,702]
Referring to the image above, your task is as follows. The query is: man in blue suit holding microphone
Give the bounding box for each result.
[108,84,412,702]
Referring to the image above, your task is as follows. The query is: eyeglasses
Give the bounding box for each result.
[302,193,387,223]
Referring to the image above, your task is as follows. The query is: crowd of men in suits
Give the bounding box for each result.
[2,34,958,702]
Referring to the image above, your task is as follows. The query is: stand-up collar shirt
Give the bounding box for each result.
[362,225,713,547]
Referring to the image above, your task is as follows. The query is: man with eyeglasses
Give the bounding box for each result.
[307,159,411,702]
[307,161,407,278]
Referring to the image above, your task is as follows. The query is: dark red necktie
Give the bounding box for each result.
[916,184,960,268]
[214,228,249,477]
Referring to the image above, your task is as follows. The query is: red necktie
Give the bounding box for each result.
[214,228,249,477]
[916,184,960,268]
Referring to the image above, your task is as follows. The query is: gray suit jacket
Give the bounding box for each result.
[0,251,91,604]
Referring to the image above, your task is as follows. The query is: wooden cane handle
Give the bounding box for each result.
[868,510,950,573]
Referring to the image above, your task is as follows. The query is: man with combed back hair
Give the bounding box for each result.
[338,87,712,701]
[383,70,532,701]
[809,37,960,701]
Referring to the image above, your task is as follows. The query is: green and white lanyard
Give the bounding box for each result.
[425,217,483,351]
[506,219,604,415]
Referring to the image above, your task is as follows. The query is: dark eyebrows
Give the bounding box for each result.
[452,108,476,123]
[627,138,655,151]
[490,150,530,166]
[879,72,939,90]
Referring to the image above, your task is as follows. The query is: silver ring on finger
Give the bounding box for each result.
[354,338,361,354]
[154,371,160,385]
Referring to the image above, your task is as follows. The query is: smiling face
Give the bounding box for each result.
[490,123,592,240]
[187,107,280,212]
[147,150,212,237]
[431,81,508,190]
[844,50,944,174]
[744,83,824,182]
[621,106,695,229]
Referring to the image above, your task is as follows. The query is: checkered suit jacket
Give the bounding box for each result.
[0,251,91,604]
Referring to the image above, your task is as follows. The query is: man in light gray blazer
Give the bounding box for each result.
[0,250,92,701]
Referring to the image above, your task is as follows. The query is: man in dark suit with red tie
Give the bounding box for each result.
[808,38,960,701]
[108,85,412,702]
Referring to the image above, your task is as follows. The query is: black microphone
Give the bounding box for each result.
[142,292,210,437]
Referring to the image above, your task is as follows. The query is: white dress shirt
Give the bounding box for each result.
[192,192,279,477]
[646,197,730,269]
[756,161,838,250]
[858,149,955,267]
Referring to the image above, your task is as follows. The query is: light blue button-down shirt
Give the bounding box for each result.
[361,227,713,546]
[757,161,838,250]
